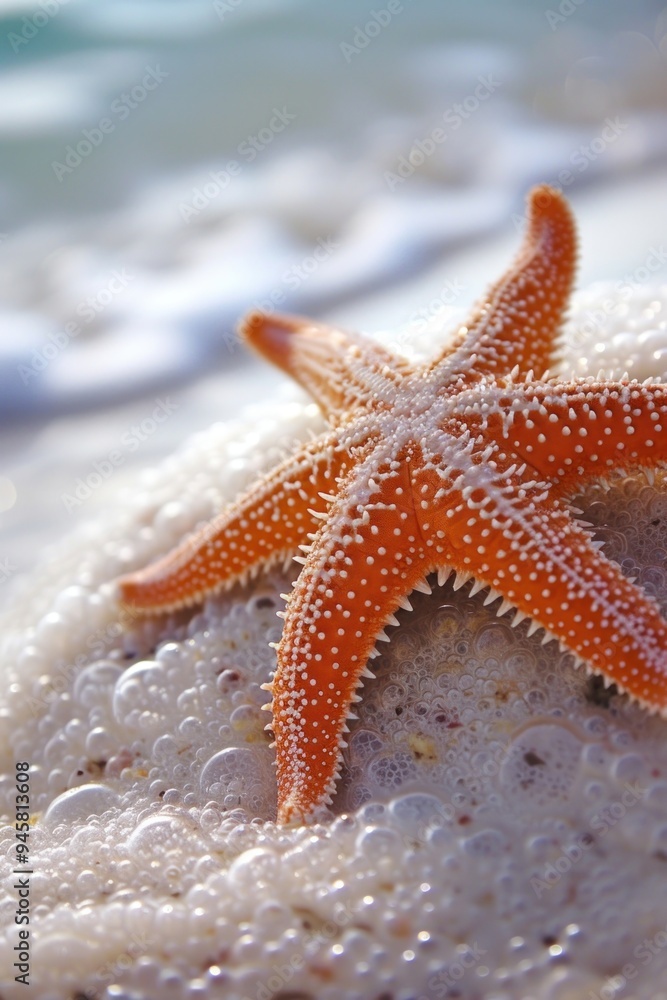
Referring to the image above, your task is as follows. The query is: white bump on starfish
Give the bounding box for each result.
[117,186,667,824]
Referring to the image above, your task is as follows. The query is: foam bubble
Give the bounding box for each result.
[2,286,667,997]
[43,783,121,827]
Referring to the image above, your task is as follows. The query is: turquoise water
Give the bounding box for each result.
[0,0,666,577]
[0,0,665,413]
[0,0,664,229]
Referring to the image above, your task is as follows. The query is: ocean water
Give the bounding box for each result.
[0,0,666,582]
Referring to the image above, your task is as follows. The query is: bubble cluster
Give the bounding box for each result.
[560,282,667,383]
[2,291,667,998]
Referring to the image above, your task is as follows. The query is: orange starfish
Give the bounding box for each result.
[118,185,667,824]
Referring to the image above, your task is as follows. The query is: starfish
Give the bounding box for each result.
[118,185,667,824]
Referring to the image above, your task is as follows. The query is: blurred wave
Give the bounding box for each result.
[0,0,666,419]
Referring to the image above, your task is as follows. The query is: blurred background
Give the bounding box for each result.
[0,0,666,591]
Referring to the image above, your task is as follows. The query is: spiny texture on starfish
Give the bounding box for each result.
[118,185,667,824]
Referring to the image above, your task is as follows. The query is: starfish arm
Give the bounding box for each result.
[429,185,576,383]
[241,310,413,424]
[497,379,667,493]
[268,453,428,824]
[425,474,667,714]
[117,432,348,614]
[116,185,667,828]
